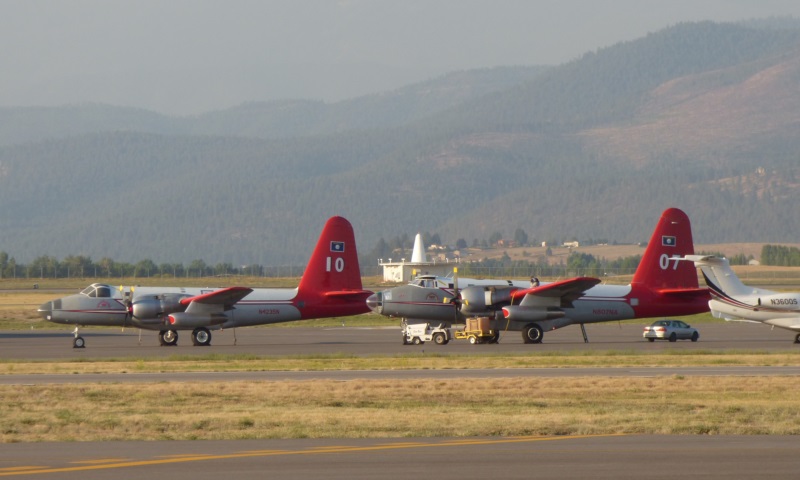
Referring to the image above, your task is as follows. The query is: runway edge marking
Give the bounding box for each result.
[0,434,627,477]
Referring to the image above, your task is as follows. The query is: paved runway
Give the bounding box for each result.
[2,322,798,479]
[1,322,798,361]
[0,434,797,479]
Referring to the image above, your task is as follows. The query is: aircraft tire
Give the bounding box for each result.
[192,327,212,346]
[522,324,543,344]
[488,332,500,344]
[159,330,179,346]
[432,332,446,345]
[73,336,86,348]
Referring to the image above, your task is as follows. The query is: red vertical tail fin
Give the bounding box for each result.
[297,216,365,295]
[631,208,699,290]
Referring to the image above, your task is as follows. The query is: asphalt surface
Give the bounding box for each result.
[1,435,798,479]
[2,321,798,360]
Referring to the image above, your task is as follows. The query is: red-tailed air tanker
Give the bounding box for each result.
[38,216,372,347]
[366,208,709,343]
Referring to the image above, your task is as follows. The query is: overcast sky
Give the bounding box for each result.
[3,0,800,115]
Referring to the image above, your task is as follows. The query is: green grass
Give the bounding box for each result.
[2,350,800,375]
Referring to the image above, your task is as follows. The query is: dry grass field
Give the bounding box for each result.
[1,255,799,444]
[2,376,799,442]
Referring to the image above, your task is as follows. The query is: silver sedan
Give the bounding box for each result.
[643,319,699,342]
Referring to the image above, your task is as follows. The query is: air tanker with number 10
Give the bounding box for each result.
[38,216,373,348]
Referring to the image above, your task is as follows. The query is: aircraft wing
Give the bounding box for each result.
[324,289,373,299]
[512,277,601,307]
[180,287,254,314]
[658,287,709,297]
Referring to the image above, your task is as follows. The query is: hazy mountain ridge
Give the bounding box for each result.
[1,22,799,265]
[0,66,548,147]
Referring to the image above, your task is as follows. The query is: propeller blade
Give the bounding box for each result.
[452,267,460,322]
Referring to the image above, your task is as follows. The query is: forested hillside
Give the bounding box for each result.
[1,21,799,266]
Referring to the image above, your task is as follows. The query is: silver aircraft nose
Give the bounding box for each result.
[365,292,383,314]
[38,301,53,320]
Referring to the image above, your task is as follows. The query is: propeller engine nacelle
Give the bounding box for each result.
[131,293,191,320]
[459,286,518,316]
[502,305,566,322]
[166,312,227,328]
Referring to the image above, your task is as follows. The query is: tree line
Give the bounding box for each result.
[2,243,798,281]
[0,252,305,280]
[761,245,800,267]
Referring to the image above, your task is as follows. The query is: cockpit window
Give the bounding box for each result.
[80,284,113,298]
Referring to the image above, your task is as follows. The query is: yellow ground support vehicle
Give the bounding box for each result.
[452,317,499,344]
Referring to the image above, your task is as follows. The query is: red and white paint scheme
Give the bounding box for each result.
[39,216,373,348]
[368,208,710,344]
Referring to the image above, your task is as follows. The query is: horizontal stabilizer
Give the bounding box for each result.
[324,290,373,299]
[657,287,710,297]
[681,254,720,264]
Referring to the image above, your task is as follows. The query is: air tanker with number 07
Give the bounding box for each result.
[366,208,710,343]
[38,216,373,348]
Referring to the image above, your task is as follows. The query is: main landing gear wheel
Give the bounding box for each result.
[192,327,212,346]
[159,329,179,346]
[522,323,543,344]
[487,331,500,344]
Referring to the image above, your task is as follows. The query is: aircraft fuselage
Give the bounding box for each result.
[368,282,708,332]
[39,284,366,331]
